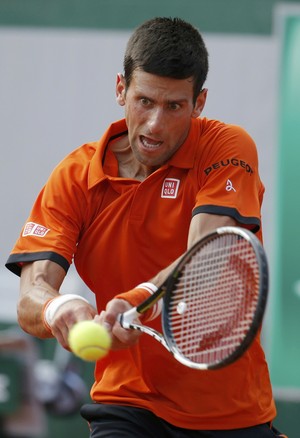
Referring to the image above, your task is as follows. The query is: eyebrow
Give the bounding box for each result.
[137,94,188,104]
[167,98,188,104]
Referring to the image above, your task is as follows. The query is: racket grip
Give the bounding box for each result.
[118,307,140,329]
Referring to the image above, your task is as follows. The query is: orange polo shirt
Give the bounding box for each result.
[6,117,275,429]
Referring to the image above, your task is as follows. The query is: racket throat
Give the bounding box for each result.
[118,307,141,329]
[119,309,169,350]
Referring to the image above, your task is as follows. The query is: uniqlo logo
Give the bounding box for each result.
[161,178,180,199]
[22,222,50,238]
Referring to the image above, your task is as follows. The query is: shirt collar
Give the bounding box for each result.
[167,118,201,169]
[88,119,128,189]
[88,118,202,189]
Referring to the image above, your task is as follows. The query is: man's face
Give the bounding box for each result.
[116,70,206,169]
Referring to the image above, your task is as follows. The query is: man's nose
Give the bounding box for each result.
[147,108,165,134]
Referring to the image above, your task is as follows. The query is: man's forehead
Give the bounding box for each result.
[129,70,194,97]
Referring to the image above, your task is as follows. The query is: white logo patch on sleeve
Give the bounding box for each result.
[22,222,50,237]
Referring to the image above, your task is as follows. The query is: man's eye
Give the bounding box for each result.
[169,103,180,110]
[141,98,151,106]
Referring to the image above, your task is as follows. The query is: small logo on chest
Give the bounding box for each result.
[161,178,180,199]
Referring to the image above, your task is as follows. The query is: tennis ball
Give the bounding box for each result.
[68,320,112,362]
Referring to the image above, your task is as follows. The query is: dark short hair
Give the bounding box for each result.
[123,17,209,102]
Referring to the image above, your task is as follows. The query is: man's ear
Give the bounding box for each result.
[116,73,126,106]
[192,88,208,118]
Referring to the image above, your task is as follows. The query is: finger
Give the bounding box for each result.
[94,312,112,332]
[111,323,141,346]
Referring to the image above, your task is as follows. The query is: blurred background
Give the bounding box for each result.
[1,0,300,436]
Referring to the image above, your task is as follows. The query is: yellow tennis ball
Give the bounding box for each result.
[68,320,111,362]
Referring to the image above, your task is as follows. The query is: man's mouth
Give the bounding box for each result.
[140,135,162,150]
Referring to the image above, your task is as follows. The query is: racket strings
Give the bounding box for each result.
[166,234,260,366]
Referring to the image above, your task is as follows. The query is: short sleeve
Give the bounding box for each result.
[193,124,264,233]
[6,148,90,276]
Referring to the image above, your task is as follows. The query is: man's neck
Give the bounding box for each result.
[109,135,156,181]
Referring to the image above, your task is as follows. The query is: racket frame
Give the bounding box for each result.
[162,226,269,369]
[118,226,269,370]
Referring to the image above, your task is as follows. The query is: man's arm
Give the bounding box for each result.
[187,212,237,249]
[19,260,97,348]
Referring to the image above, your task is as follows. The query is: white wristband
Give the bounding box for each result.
[136,282,158,294]
[136,282,161,321]
[44,294,89,326]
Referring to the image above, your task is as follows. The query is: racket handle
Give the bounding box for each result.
[118,307,140,329]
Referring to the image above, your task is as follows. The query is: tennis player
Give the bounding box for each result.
[6,17,286,437]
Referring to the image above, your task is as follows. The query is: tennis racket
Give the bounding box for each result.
[118,226,268,370]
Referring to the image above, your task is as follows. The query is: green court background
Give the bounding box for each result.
[267,12,300,436]
[1,1,300,437]
[0,0,294,34]
[271,16,300,388]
